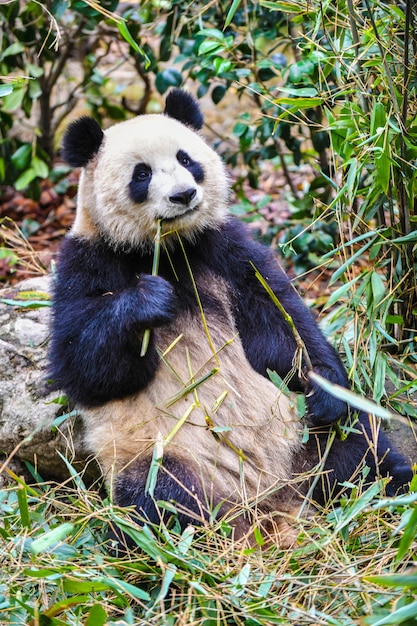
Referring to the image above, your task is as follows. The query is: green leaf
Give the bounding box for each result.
[374,148,391,194]
[213,57,232,75]
[309,372,395,419]
[101,576,152,601]
[370,103,391,193]
[63,579,112,593]
[370,271,386,306]
[30,523,74,555]
[253,524,265,546]
[267,369,290,393]
[0,84,13,98]
[177,525,195,555]
[386,231,417,244]
[11,144,32,169]
[288,59,315,83]
[15,168,37,191]
[155,68,182,94]
[370,102,387,136]
[326,276,361,308]
[329,237,376,284]
[224,0,242,27]
[197,28,225,41]
[364,600,417,625]
[118,21,150,67]
[1,298,51,308]
[26,568,63,578]
[110,516,163,561]
[1,42,25,58]
[145,437,163,498]
[275,96,323,108]
[31,156,49,178]
[2,86,25,112]
[17,484,30,529]
[396,505,417,564]
[85,604,107,626]
[51,0,69,20]
[154,565,177,604]
[366,572,417,590]
[260,0,304,10]
[278,86,318,97]
[386,314,404,325]
[28,63,44,78]
[211,425,232,433]
[332,482,383,536]
[198,41,224,56]
[212,85,227,104]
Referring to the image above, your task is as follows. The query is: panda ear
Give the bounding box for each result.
[61,117,104,168]
[164,89,204,131]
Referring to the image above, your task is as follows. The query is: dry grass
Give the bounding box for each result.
[0,463,416,625]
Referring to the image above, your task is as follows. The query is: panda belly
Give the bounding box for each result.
[83,285,302,530]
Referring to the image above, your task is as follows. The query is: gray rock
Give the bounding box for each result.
[0,275,97,486]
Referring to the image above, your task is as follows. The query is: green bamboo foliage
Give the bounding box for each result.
[258,0,416,409]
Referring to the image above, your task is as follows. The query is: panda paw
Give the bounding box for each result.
[385,464,413,496]
[137,274,178,327]
[305,384,348,426]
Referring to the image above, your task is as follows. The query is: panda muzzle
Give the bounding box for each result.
[169,187,197,206]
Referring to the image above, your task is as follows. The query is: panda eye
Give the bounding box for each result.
[176,149,205,184]
[177,151,191,168]
[133,163,151,181]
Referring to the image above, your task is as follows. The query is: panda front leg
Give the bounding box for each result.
[51,272,178,406]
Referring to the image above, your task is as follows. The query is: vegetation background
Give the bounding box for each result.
[0,0,416,623]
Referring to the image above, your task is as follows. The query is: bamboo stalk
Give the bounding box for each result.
[140,220,162,357]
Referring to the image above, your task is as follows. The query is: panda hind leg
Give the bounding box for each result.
[371,422,413,496]
[304,412,413,507]
[108,455,208,552]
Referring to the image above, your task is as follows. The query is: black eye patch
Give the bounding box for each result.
[177,150,204,184]
[129,163,152,203]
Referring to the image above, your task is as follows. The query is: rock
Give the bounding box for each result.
[0,275,97,486]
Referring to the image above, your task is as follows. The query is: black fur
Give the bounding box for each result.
[61,117,104,168]
[50,237,178,406]
[177,150,205,183]
[50,218,412,508]
[129,162,152,203]
[50,219,348,416]
[51,90,412,530]
[115,455,206,528]
[303,416,412,503]
[164,89,204,131]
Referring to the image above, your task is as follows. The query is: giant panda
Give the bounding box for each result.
[50,89,412,545]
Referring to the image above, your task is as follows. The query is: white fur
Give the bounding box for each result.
[84,276,302,525]
[72,115,229,250]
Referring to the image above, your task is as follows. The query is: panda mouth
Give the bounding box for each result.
[159,207,198,223]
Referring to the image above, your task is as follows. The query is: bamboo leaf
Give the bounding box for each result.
[309,372,395,419]
[224,0,242,27]
[118,21,150,66]
[363,600,417,625]
[366,571,417,589]
[30,523,74,555]
[395,504,417,564]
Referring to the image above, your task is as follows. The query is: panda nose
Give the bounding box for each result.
[169,188,197,206]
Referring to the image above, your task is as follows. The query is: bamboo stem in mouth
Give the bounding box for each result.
[140,219,162,357]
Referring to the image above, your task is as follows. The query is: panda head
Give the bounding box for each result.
[62,89,229,251]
